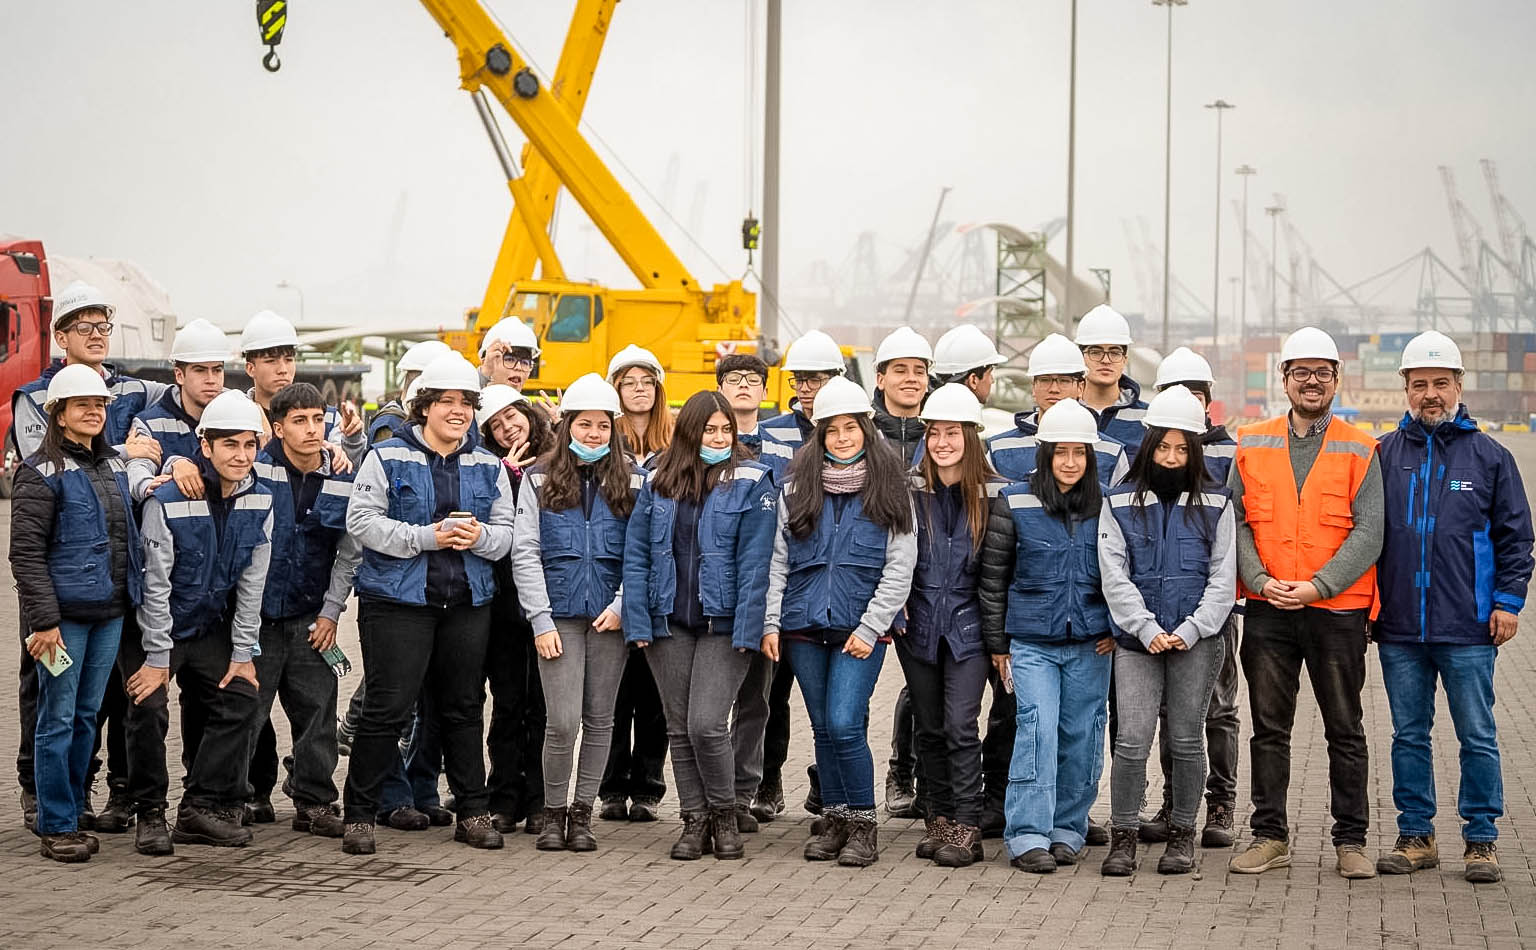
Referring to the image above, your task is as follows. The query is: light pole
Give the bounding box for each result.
[1235,164,1257,340]
[1265,204,1285,337]
[1063,0,1079,328]
[1153,0,1188,354]
[1205,99,1233,360]
[276,280,305,323]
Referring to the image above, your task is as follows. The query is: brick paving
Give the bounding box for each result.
[3,438,1536,950]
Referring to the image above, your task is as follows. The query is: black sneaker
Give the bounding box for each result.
[135,807,174,856]
[173,804,253,847]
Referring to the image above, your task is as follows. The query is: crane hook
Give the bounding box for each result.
[257,0,287,74]
[262,47,282,72]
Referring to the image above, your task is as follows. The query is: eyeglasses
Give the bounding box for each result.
[617,376,658,392]
[67,321,114,337]
[721,372,765,388]
[1285,366,1337,383]
[1082,346,1126,363]
[790,373,831,392]
[1033,374,1083,389]
[498,354,533,371]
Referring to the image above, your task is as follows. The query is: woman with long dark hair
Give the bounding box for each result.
[978,398,1114,874]
[902,384,1007,867]
[622,391,776,860]
[511,373,643,853]
[1097,385,1236,876]
[763,377,916,868]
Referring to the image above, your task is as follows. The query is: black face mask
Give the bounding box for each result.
[1147,462,1186,500]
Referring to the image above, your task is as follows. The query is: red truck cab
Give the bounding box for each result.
[0,238,53,495]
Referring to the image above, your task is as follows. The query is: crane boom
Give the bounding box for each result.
[1439,165,1485,292]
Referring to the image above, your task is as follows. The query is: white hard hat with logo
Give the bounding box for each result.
[240,310,300,354]
[1154,346,1215,389]
[1399,330,1464,374]
[398,340,454,374]
[1279,326,1340,365]
[933,324,1006,376]
[811,376,875,421]
[783,330,845,373]
[478,317,542,359]
[43,364,113,412]
[607,344,665,382]
[875,326,933,368]
[1028,334,1088,377]
[197,390,267,436]
[1073,305,1133,346]
[920,383,984,426]
[477,383,523,427]
[1035,398,1100,444]
[171,319,231,364]
[1142,385,1208,434]
[52,281,116,328]
[414,353,484,394]
[561,373,622,415]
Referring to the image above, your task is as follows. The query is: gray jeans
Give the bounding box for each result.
[731,651,776,804]
[536,617,629,808]
[646,626,752,812]
[1157,616,1241,808]
[1110,633,1226,830]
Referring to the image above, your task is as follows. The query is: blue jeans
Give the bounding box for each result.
[35,617,123,834]
[785,638,887,810]
[1378,642,1502,842]
[1004,639,1111,857]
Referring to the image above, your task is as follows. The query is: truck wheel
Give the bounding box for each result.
[0,432,15,499]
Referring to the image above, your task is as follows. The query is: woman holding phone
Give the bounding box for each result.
[512,373,643,853]
[10,366,142,862]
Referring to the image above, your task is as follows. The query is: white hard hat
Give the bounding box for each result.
[810,375,875,422]
[1035,398,1100,444]
[478,317,541,359]
[477,383,523,427]
[1154,346,1215,389]
[52,281,116,327]
[398,339,454,374]
[783,330,845,373]
[1399,330,1464,374]
[1279,326,1340,365]
[875,326,933,368]
[1142,384,1208,434]
[920,382,983,426]
[561,372,622,415]
[1028,333,1088,377]
[171,319,231,364]
[402,377,423,406]
[933,324,1006,376]
[43,364,113,412]
[240,310,300,354]
[197,390,266,436]
[414,352,483,394]
[1073,304,1133,346]
[607,344,665,383]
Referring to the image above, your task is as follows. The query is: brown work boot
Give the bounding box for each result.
[1201,801,1235,848]
[916,816,948,860]
[1100,826,1138,876]
[1377,834,1438,874]
[454,814,505,850]
[1228,837,1290,874]
[803,812,850,861]
[565,801,597,852]
[1464,842,1501,883]
[933,821,983,868]
[837,817,879,867]
[293,803,345,838]
[670,811,713,860]
[1157,824,1197,875]
[341,821,375,855]
[711,806,744,860]
[40,832,91,863]
[1335,843,1376,879]
[535,806,568,851]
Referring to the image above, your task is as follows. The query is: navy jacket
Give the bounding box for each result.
[759,408,810,478]
[1376,406,1535,645]
[21,450,143,615]
[993,484,1108,643]
[156,476,272,641]
[1096,375,1149,462]
[985,409,1129,487]
[254,441,358,622]
[903,475,1008,663]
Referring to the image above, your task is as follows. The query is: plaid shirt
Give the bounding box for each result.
[1288,410,1332,439]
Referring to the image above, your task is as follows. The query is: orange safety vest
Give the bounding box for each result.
[1233,414,1379,613]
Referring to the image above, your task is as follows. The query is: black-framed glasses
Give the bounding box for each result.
[498,354,533,371]
[789,373,831,391]
[68,321,114,337]
[1033,374,1083,389]
[1285,366,1337,383]
[1082,345,1126,363]
[721,371,765,387]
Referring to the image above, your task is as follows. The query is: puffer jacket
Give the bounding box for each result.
[976,493,1022,655]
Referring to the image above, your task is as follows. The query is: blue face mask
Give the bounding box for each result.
[700,444,733,465]
[825,449,866,465]
[569,439,611,463]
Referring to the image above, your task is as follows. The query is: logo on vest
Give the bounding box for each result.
[1448,479,1474,492]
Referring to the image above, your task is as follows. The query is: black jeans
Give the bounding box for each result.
[343,600,491,822]
[886,687,918,786]
[17,618,129,797]
[895,639,988,825]
[486,616,546,819]
[980,669,1013,810]
[1157,616,1241,809]
[117,626,262,812]
[1241,601,1369,846]
[760,652,795,788]
[598,647,668,803]
[249,615,340,806]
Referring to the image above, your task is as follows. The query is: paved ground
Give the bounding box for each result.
[4,437,1536,950]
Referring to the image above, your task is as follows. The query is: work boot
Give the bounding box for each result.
[135,807,174,856]
[1377,834,1438,874]
[1138,805,1171,843]
[524,812,545,835]
[916,816,948,860]
[247,796,276,824]
[1049,842,1080,866]
[341,822,375,855]
[734,802,759,834]
[803,765,823,815]
[1085,818,1109,846]
[381,806,431,831]
[1228,837,1290,874]
[1158,824,1197,875]
[73,830,101,854]
[21,789,38,834]
[711,805,745,860]
[810,814,832,836]
[885,775,919,819]
[535,806,568,851]
[838,817,879,867]
[78,786,97,831]
[1465,842,1502,883]
[454,814,505,850]
[750,776,785,822]
[628,797,660,822]
[1100,826,1138,876]
[40,832,91,863]
[599,797,629,821]
[934,822,983,868]
[565,801,597,852]
[95,789,136,833]
[1336,843,1376,879]
[803,812,850,861]
[1011,848,1057,874]
[491,812,520,834]
[979,797,1005,840]
[421,804,454,827]
[293,803,345,838]
[173,803,253,847]
[670,811,713,860]
[1201,801,1235,848]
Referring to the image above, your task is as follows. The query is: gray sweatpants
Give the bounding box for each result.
[646,626,752,812]
[537,617,629,808]
[731,651,776,804]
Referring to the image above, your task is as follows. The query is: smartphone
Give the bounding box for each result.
[25,634,73,677]
[318,645,351,678]
[440,510,474,531]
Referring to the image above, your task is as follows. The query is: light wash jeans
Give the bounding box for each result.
[35,617,123,834]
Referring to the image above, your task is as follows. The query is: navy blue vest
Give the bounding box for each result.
[155,479,272,640]
[18,360,152,447]
[779,489,890,634]
[135,387,202,464]
[254,449,355,621]
[905,475,1007,663]
[526,465,643,619]
[25,453,143,610]
[1000,484,1108,642]
[1104,486,1231,643]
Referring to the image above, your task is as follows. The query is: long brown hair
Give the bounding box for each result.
[481,398,554,461]
[784,415,913,540]
[651,391,739,502]
[916,422,996,553]
[539,412,635,518]
[614,373,674,457]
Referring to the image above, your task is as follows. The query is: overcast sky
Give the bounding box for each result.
[6,0,1533,337]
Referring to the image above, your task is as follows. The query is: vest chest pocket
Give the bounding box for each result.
[1178,537,1213,571]
[539,515,580,559]
[846,521,888,569]
[600,519,628,559]
[54,498,101,545]
[1243,479,1274,523]
[1319,488,1354,528]
[387,480,424,523]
